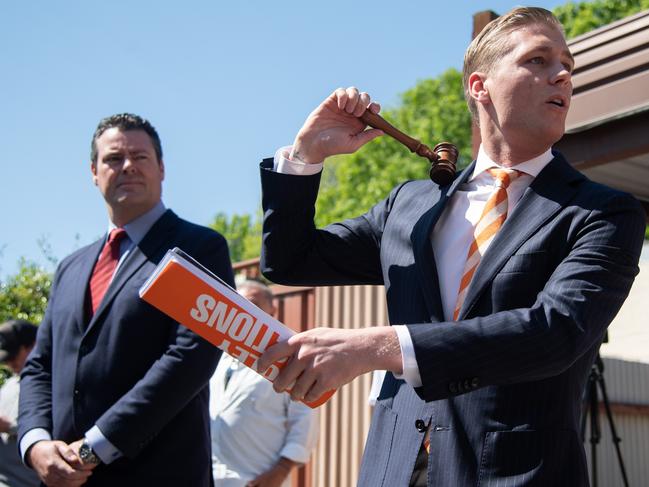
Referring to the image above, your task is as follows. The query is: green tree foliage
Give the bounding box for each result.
[315,69,472,226]
[210,212,263,263]
[0,259,52,324]
[0,260,52,384]
[554,0,649,38]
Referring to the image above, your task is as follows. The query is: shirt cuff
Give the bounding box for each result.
[368,370,387,406]
[279,442,312,464]
[85,425,123,464]
[20,428,52,464]
[274,146,323,175]
[392,325,423,387]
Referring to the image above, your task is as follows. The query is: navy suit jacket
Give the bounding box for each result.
[19,210,234,486]
[259,153,646,487]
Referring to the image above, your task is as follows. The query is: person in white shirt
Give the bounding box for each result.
[210,280,318,487]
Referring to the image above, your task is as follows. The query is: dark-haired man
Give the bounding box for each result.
[19,114,234,486]
[258,7,646,486]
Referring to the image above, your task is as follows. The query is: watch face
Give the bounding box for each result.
[80,442,100,464]
[79,443,90,459]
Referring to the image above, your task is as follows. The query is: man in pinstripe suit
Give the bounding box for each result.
[258,7,646,486]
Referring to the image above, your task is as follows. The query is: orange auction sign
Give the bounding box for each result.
[139,248,335,408]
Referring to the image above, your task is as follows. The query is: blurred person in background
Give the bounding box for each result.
[0,319,39,487]
[210,280,318,487]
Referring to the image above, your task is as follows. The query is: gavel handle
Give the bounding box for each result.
[360,110,438,162]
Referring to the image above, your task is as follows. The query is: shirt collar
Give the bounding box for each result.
[108,201,167,245]
[471,144,554,181]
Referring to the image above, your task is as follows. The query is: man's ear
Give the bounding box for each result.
[468,72,490,105]
[91,161,98,186]
[159,159,165,182]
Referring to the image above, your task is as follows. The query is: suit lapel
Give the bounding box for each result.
[458,154,585,319]
[411,164,475,323]
[85,210,180,334]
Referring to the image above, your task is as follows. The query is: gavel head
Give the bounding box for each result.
[429,142,458,186]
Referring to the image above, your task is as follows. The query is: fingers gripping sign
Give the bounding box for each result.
[290,87,384,164]
[258,327,403,405]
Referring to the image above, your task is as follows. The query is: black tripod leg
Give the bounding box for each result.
[595,356,630,487]
[588,371,600,487]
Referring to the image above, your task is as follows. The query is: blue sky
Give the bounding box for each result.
[0,1,565,277]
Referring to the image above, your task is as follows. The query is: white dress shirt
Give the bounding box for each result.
[210,354,318,487]
[273,145,553,389]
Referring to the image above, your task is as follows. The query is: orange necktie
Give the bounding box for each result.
[453,168,521,321]
[423,168,521,456]
[89,228,127,314]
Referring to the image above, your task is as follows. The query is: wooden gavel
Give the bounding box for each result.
[360,110,458,186]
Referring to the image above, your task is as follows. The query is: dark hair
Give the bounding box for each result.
[90,113,163,163]
[0,319,38,362]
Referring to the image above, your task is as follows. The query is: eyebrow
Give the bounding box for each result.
[534,45,575,65]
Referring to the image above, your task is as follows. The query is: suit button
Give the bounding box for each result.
[74,389,80,396]
[415,419,426,432]
[471,377,479,388]
[449,382,457,394]
[463,379,471,390]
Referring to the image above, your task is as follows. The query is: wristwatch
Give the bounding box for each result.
[78,438,101,465]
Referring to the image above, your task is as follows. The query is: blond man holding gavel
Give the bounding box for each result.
[257,7,645,487]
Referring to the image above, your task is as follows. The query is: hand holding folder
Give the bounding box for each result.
[139,248,335,408]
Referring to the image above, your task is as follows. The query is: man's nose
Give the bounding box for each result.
[122,157,137,172]
[551,62,572,86]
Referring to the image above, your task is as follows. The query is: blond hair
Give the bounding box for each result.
[463,7,564,120]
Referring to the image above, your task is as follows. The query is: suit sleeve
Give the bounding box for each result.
[93,232,234,459]
[261,158,400,287]
[18,262,62,440]
[408,192,646,401]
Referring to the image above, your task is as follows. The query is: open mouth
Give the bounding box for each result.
[547,97,566,108]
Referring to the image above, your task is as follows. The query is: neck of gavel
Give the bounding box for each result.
[359,110,458,186]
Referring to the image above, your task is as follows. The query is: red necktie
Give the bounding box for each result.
[89,228,127,314]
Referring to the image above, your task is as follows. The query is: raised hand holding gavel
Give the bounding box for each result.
[290,87,458,185]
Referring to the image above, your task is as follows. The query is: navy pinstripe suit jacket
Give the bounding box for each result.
[260,153,645,487]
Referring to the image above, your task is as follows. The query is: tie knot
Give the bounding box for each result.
[487,168,521,189]
[108,228,127,246]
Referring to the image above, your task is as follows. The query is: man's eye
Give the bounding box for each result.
[529,57,544,65]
